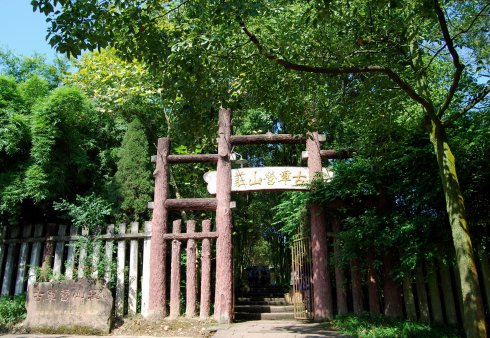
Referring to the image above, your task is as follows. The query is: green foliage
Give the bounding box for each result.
[0,294,26,330]
[53,193,112,231]
[114,118,152,222]
[0,48,68,88]
[272,191,308,240]
[330,314,461,338]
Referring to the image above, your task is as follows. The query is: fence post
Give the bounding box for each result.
[129,222,139,315]
[200,219,212,319]
[214,107,233,323]
[147,137,170,319]
[104,224,115,284]
[53,224,67,278]
[169,219,182,318]
[91,229,102,280]
[28,225,44,286]
[2,228,20,295]
[15,225,32,295]
[77,227,89,278]
[307,131,333,320]
[116,223,126,316]
[186,220,197,318]
[141,221,152,317]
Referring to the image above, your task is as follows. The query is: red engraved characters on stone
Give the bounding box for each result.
[33,289,45,302]
[60,289,71,302]
[46,289,57,302]
[87,288,101,300]
[72,287,85,299]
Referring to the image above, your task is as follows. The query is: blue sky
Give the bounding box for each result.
[0,0,59,60]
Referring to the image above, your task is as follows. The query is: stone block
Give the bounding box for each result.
[24,278,113,333]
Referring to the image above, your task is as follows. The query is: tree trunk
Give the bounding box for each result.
[351,259,364,315]
[332,218,348,316]
[382,253,403,318]
[402,275,417,321]
[367,251,380,315]
[416,264,430,322]
[430,122,486,337]
[478,252,490,324]
[438,259,458,326]
[427,261,444,324]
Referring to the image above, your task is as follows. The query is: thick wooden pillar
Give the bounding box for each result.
[214,107,233,323]
[200,219,212,319]
[186,220,197,317]
[147,137,170,318]
[169,220,182,318]
[307,131,333,320]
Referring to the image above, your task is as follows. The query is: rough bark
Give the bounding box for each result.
[186,220,197,318]
[430,122,486,337]
[415,264,430,322]
[402,275,417,321]
[148,137,169,318]
[367,251,380,315]
[382,253,403,318]
[169,220,181,318]
[214,107,233,323]
[439,260,458,326]
[200,219,212,319]
[307,131,333,320]
[332,218,347,316]
[427,261,444,324]
[351,259,364,315]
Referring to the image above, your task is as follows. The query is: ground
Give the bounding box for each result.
[110,316,216,337]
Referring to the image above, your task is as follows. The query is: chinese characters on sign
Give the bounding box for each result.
[203,167,333,194]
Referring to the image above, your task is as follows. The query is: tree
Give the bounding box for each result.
[114,117,153,222]
[32,1,490,335]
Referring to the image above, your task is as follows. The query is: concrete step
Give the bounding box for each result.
[234,312,296,320]
[235,305,294,313]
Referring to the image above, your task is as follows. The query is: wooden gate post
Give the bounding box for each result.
[306,131,333,320]
[214,107,233,323]
[147,137,170,318]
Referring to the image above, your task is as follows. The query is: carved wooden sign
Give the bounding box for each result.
[204,167,333,194]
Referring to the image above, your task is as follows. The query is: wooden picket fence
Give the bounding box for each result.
[0,222,152,317]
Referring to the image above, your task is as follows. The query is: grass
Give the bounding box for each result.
[328,313,462,338]
[0,294,26,332]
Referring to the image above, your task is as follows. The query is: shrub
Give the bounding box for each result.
[0,294,26,330]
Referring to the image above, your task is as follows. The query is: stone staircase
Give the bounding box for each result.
[235,285,295,320]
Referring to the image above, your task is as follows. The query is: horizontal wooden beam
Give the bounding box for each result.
[166,198,217,210]
[302,149,354,160]
[151,154,219,164]
[230,133,325,145]
[168,154,219,164]
[163,232,218,240]
[2,232,151,244]
[148,200,236,210]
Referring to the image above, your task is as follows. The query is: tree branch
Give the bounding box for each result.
[444,84,490,126]
[238,17,437,119]
[434,0,465,117]
[424,3,489,73]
